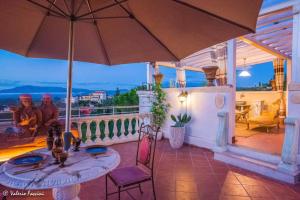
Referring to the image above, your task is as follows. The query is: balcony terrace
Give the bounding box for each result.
[1,140,300,200]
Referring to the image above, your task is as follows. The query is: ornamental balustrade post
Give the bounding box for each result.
[94,120,101,143]
[85,121,92,144]
[128,117,133,136]
[112,119,118,142]
[278,117,300,173]
[119,117,126,141]
[133,116,139,140]
[77,121,83,139]
[213,112,229,153]
[103,120,109,143]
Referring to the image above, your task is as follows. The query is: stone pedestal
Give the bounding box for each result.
[137,91,154,114]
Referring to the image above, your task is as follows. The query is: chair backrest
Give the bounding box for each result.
[136,123,160,172]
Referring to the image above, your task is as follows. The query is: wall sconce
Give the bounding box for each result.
[178,91,188,103]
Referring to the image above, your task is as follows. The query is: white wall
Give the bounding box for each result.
[163,87,231,150]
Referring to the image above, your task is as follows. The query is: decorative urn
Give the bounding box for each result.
[202,66,219,86]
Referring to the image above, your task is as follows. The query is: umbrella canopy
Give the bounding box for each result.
[0,0,262,149]
[0,0,262,65]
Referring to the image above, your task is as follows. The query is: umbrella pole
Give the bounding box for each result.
[64,19,75,151]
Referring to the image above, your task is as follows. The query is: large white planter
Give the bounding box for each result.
[169,126,185,149]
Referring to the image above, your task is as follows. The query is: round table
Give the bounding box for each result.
[0,147,120,200]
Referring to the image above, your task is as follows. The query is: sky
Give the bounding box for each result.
[0,0,286,91]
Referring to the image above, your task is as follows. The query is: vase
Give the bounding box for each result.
[153,73,164,85]
[202,66,219,86]
[169,126,185,149]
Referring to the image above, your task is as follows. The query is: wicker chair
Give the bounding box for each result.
[247,100,280,132]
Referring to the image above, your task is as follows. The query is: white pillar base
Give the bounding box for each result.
[53,184,81,200]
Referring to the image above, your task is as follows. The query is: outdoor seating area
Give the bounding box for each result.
[1,140,300,200]
[2,0,300,199]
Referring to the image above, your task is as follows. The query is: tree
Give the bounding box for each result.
[115,87,120,96]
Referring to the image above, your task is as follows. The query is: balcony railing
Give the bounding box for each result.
[72,113,151,145]
[0,106,139,122]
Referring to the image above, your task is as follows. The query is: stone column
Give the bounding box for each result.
[226,39,236,144]
[175,62,186,88]
[287,2,300,118]
[215,44,227,86]
[146,62,154,90]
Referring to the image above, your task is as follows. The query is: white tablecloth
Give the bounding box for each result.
[0,147,120,190]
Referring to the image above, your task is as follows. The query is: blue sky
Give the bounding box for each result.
[0,0,285,91]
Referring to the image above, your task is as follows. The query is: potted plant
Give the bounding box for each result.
[169,113,191,149]
[151,84,169,140]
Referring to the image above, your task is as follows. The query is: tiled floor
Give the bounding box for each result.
[1,139,300,200]
[235,123,284,155]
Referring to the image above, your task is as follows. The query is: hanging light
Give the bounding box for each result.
[239,58,251,77]
[178,91,188,103]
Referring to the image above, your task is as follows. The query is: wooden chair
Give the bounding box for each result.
[105,123,160,200]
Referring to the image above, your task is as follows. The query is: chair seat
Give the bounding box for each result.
[109,166,151,186]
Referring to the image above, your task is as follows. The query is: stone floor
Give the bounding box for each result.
[235,123,284,155]
[1,139,300,200]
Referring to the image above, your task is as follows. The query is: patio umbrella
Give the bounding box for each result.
[0,0,262,149]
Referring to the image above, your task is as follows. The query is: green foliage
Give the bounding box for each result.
[171,113,191,127]
[151,84,170,127]
[113,88,139,106]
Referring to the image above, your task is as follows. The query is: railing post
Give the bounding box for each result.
[103,120,109,143]
[94,120,101,143]
[86,121,92,144]
[77,121,83,140]
[128,117,133,136]
[119,117,126,141]
[112,119,118,142]
[278,117,300,173]
[213,112,229,153]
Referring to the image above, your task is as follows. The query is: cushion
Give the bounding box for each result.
[109,166,151,186]
[138,135,151,164]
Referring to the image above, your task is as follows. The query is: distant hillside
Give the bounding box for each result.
[0,85,91,94]
[0,85,129,96]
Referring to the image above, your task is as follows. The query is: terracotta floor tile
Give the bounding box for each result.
[176,192,199,200]
[157,191,176,200]
[235,174,264,186]
[220,184,249,197]
[176,181,198,193]
[2,139,300,200]
[242,185,274,198]
[215,173,241,185]
[219,195,251,200]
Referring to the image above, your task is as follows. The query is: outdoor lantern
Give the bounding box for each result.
[239,58,251,77]
[178,91,188,103]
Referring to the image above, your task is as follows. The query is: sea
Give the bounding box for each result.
[0,92,80,105]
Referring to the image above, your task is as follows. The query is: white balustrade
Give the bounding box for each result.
[73,113,151,146]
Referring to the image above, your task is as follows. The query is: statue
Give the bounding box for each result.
[39,94,59,135]
[11,94,42,138]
